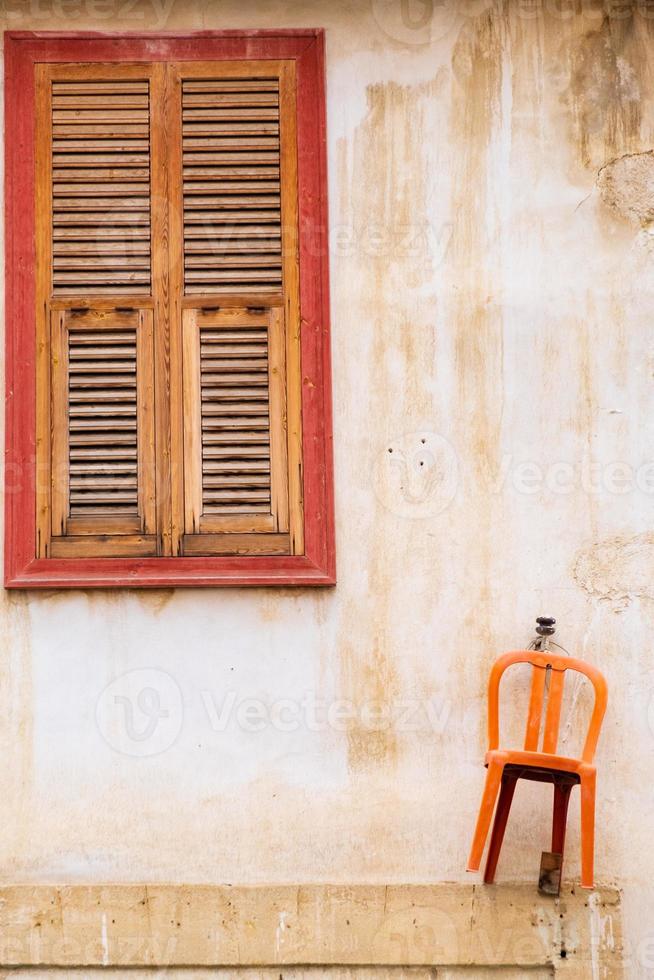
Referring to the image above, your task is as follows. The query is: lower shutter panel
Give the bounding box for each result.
[48,307,158,558]
[181,306,290,555]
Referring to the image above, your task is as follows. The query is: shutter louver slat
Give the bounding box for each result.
[182,78,282,295]
[51,80,151,296]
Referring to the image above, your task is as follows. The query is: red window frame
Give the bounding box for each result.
[4,30,335,588]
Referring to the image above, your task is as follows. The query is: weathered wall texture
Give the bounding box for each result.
[1,0,654,975]
[0,882,622,976]
[0,970,561,978]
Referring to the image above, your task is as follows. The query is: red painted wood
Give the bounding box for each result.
[483,772,518,884]
[4,31,335,589]
[4,33,37,588]
[296,30,335,583]
[8,556,333,589]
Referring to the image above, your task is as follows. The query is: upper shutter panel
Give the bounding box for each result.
[51,79,151,296]
[181,78,282,295]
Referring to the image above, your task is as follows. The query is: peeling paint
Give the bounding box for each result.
[574,531,654,607]
[100,911,109,967]
[275,909,289,956]
[597,149,654,225]
[588,891,617,980]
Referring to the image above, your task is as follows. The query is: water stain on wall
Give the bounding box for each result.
[137,590,176,615]
[559,13,654,171]
[445,8,506,716]
[449,9,504,476]
[334,72,450,772]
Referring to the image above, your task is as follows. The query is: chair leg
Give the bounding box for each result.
[484,771,518,883]
[579,769,597,889]
[551,780,573,855]
[467,758,505,872]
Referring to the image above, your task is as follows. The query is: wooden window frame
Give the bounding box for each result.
[4,30,335,588]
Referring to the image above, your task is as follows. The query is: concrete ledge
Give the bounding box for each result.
[0,884,622,976]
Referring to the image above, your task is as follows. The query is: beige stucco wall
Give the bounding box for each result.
[1,0,654,974]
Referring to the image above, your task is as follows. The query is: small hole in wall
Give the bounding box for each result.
[561,949,567,959]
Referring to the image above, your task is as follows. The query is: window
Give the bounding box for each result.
[5,31,334,587]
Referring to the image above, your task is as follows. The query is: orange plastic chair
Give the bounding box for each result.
[467,650,608,889]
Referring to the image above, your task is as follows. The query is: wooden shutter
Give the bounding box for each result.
[34,58,306,564]
[36,65,159,559]
[171,62,304,557]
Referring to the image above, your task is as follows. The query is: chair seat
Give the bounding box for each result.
[486,748,594,775]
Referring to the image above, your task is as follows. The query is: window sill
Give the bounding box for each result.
[5,555,336,589]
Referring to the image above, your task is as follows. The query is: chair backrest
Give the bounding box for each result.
[487,650,608,763]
